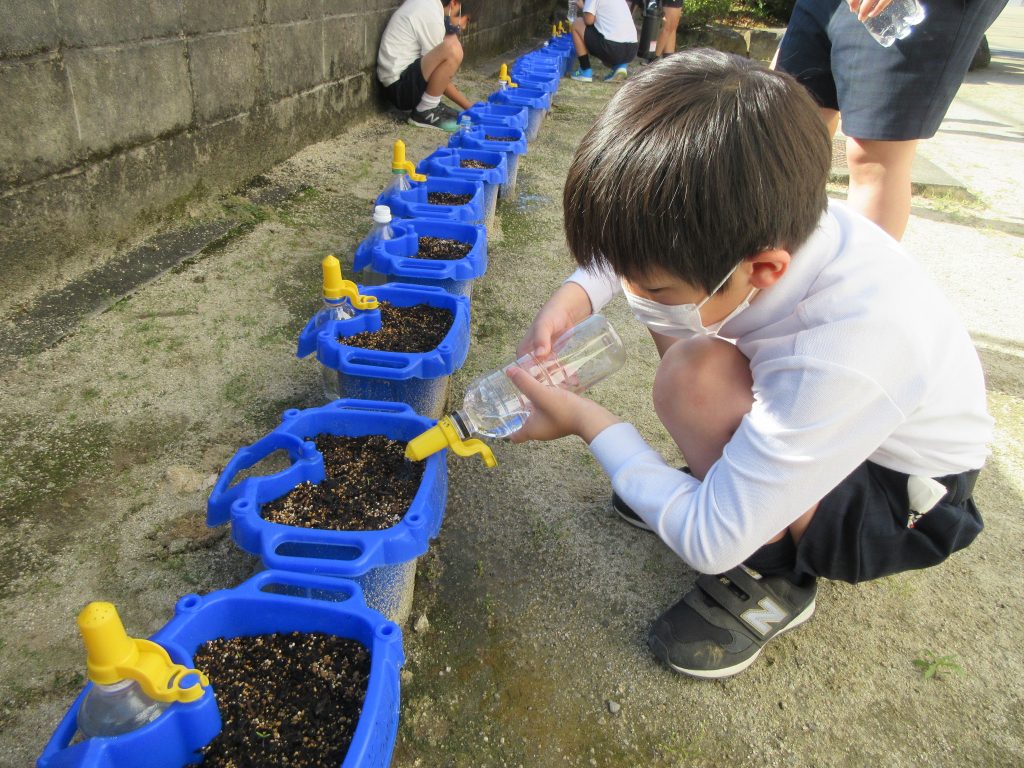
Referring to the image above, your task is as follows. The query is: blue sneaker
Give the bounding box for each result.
[570,67,593,82]
[602,64,628,81]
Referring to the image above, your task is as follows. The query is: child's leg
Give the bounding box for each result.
[420,35,464,101]
[844,137,918,241]
[572,16,589,60]
[655,5,682,57]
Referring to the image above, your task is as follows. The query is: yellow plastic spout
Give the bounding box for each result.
[405,416,497,468]
[391,139,427,182]
[322,255,379,311]
[498,63,518,89]
[78,602,208,704]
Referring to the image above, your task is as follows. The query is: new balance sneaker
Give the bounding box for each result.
[570,67,593,82]
[648,566,817,679]
[602,64,628,81]
[408,105,458,132]
[437,101,459,121]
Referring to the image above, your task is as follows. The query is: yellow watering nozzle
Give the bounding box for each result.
[321,255,378,310]
[78,602,208,704]
[391,139,426,182]
[405,416,497,468]
[498,63,518,88]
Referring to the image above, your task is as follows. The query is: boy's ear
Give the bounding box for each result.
[747,249,791,289]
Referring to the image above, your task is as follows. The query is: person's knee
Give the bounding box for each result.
[443,34,464,65]
[652,337,750,422]
[572,17,587,34]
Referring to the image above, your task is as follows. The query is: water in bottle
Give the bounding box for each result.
[862,0,926,47]
[567,0,577,23]
[405,315,626,465]
[78,679,170,738]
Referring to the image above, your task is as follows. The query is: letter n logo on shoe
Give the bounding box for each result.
[741,597,786,637]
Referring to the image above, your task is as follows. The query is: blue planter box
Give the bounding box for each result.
[38,571,404,768]
[510,65,560,94]
[376,176,485,225]
[418,147,507,228]
[297,283,469,417]
[458,101,529,133]
[353,218,487,298]
[448,125,528,198]
[206,400,449,622]
[488,86,551,142]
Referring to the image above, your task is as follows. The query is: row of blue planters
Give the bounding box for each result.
[39,30,574,768]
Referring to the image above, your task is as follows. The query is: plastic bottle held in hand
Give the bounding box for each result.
[567,0,577,23]
[405,315,625,467]
[75,602,208,739]
[862,0,926,47]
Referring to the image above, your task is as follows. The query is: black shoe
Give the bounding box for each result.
[648,566,816,679]
[437,101,459,120]
[612,466,691,532]
[408,105,457,132]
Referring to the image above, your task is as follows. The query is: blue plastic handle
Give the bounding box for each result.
[260,525,384,575]
[218,569,368,610]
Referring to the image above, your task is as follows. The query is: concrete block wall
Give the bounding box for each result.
[0,0,556,315]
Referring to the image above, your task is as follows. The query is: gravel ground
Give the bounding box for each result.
[2,24,1023,768]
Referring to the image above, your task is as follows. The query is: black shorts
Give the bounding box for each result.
[583,25,639,68]
[662,0,683,8]
[793,461,983,583]
[776,0,1007,140]
[382,58,427,111]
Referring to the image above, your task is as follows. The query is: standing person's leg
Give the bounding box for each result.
[845,137,918,240]
[655,3,683,57]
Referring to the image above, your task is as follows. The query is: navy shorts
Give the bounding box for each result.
[793,461,983,583]
[584,25,639,68]
[382,58,427,112]
[776,0,1007,140]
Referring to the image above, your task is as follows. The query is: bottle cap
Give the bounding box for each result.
[321,255,379,310]
[498,63,518,89]
[391,139,427,182]
[78,602,208,703]
[405,416,497,467]
[373,205,392,224]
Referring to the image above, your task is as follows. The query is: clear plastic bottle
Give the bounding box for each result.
[78,679,169,738]
[370,204,395,242]
[409,314,625,467]
[567,0,577,24]
[862,0,926,47]
[458,114,473,136]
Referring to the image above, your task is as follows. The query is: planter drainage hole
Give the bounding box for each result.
[275,542,363,562]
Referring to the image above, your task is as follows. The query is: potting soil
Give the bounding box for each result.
[459,159,496,169]
[341,301,453,353]
[484,135,518,142]
[261,434,424,531]
[417,236,473,260]
[426,191,473,206]
[194,632,370,768]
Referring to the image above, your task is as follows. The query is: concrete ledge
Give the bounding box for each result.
[679,23,786,61]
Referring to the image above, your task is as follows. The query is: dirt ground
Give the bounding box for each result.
[2,30,1023,768]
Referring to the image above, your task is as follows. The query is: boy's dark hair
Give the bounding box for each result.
[564,48,832,294]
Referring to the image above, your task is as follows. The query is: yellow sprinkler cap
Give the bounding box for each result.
[405,416,497,468]
[498,63,518,89]
[321,255,379,310]
[78,602,209,703]
[391,139,427,182]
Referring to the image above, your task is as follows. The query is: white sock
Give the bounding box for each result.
[415,93,441,113]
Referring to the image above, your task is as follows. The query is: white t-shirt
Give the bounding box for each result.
[569,201,993,574]
[582,0,639,44]
[377,0,446,87]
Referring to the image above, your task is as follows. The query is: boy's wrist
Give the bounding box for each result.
[575,401,621,444]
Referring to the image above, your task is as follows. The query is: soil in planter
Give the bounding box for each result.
[340,300,453,353]
[460,159,496,169]
[417,235,473,261]
[427,191,473,206]
[484,135,517,142]
[195,632,370,768]
[262,433,424,531]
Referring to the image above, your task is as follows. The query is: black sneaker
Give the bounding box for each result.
[648,566,817,679]
[612,466,691,532]
[437,101,459,121]
[408,105,457,132]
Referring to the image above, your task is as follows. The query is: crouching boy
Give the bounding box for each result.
[510,49,992,679]
[377,0,472,131]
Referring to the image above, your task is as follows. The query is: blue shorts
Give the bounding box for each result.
[776,0,1007,140]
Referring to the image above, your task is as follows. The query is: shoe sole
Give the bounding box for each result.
[612,501,653,532]
[570,76,593,82]
[654,600,817,680]
[407,117,453,132]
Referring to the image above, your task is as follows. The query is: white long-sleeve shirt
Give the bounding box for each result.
[570,202,993,574]
[377,0,445,87]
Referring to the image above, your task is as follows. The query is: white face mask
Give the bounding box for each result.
[623,263,757,340]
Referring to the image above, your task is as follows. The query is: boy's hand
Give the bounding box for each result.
[506,366,621,444]
[847,0,894,20]
[517,282,594,359]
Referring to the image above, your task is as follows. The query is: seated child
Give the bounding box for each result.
[510,49,992,679]
[377,0,472,132]
[571,0,640,82]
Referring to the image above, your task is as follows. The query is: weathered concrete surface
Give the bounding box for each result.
[2,9,1023,768]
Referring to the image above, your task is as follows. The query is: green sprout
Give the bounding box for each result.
[912,650,963,680]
